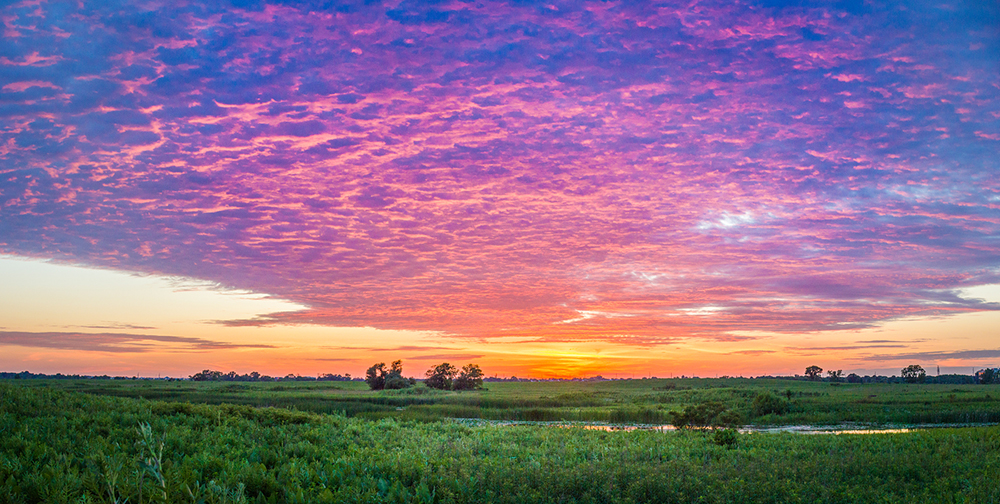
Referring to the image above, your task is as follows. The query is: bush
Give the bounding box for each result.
[713,428,739,448]
[384,375,411,390]
[669,401,741,428]
[752,392,789,417]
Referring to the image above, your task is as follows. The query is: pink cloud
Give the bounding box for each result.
[0,0,997,348]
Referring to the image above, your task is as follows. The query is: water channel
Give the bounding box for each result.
[453,419,997,434]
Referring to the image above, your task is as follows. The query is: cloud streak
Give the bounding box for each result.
[0,0,997,347]
[860,349,1000,362]
[0,331,276,353]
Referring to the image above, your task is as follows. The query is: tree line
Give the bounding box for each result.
[364,361,484,391]
[802,365,999,384]
[188,370,355,382]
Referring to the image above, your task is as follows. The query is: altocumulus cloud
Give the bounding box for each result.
[0,0,997,345]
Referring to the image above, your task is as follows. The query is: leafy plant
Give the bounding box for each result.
[137,421,168,503]
[712,428,739,448]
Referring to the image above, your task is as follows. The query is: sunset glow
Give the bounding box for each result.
[1,0,997,378]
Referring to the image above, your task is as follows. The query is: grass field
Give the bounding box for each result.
[16,377,1000,426]
[2,381,1000,503]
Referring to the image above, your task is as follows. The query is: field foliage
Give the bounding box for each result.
[2,381,1000,503]
[19,377,1000,425]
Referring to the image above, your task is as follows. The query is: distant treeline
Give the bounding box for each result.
[486,374,986,384]
[0,370,362,382]
[757,373,981,385]
[2,370,998,384]
[189,370,360,382]
[0,371,124,380]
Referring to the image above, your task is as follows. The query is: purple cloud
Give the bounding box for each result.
[0,0,997,346]
[0,331,276,353]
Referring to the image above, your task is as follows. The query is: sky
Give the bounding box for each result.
[0,0,998,379]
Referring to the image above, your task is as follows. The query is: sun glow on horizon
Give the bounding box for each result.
[1,255,999,379]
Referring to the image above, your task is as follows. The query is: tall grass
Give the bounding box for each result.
[2,382,1000,503]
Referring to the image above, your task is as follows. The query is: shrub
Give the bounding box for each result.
[669,401,741,428]
[752,392,789,417]
[384,375,411,390]
[713,428,739,448]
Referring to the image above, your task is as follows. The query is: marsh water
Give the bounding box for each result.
[454,419,998,434]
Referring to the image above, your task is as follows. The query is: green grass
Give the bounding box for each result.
[2,381,999,503]
[16,377,1000,425]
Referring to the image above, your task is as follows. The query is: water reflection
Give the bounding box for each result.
[457,420,919,435]
[577,424,911,434]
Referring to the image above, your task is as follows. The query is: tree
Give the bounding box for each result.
[424,363,457,390]
[365,363,387,390]
[384,360,410,389]
[390,360,403,376]
[804,366,823,381]
[827,370,843,383]
[453,364,484,390]
[190,370,223,381]
[366,360,412,390]
[901,364,926,384]
[979,368,998,384]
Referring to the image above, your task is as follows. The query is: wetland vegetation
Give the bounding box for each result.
[2,377,999,502]
[14,375,1000,426]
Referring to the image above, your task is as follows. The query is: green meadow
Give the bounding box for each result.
[2,379,999,503]
[17,376,1000,425]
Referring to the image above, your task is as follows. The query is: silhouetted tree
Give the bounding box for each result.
[384,360,410,389]
[827,370,843,382]
[901,364,926,384]
[190,370,223,381]
[804,366,823,380]
[425,363,457,390]
[366,360,412,390]
[977,368,999,384]
[365,363,387,390]
[453,364,484,390]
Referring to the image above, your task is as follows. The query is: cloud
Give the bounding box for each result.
[323,345,458,352]
[0,331,276,353]
[859,349,1000,362]
[78,324,158,330]
[727,350,777,355]
[407,354,486,362]
[0,0,997,348]
[783,344,910,353]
